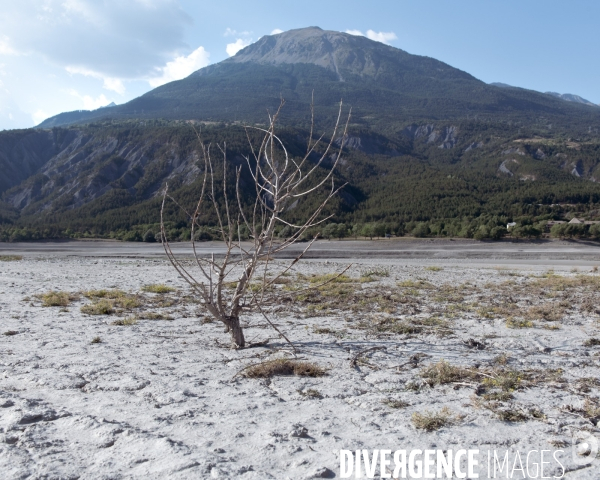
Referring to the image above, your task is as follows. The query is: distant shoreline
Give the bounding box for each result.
[2,237,599,269]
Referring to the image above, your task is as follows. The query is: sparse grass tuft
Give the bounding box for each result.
[492,353,510,366]
[383,399,409,409]
[412,407,456,431]
[405,381,424,392]
[368,318,422,335]
[0,255,22,261]
[584,338,600,347]
[243,359,326,378]
[309,273,353,284]
[90,336,102,344]
[494,408,529,423]
[542,324,561,330]
[421,360,477,386]
[524,303,565,322]
[483,370,522,392]
[397,279,434,289]
[117,296,141,309]
[137,312,174,321]
[111,316,138,326]
[360,266,390,278]
[83,289,127,299]
[81,299,114,315]
[506,317,533,329]
[425,266,443,272]
[81,289,141,312]
[583,398,600,420]
[141,284,176,294]
[298,388,323,399]
[40,291,78,307]
[482,391,513,402]
[313,326,335,334]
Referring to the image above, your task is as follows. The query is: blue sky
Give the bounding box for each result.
[1,0,598,130]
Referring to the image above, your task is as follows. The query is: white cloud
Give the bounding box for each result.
[0,35,17,55]
[365,30,397,44]
[68,90,112,110]
[103,77,126,95]
[0,1,192,79]
[65,66,125,94]
[0,90,33,129]
[224,28,252,37]
[271,29,283,35]
[226,38,250,57]
[81,94,111,110]
[32,109,49,125]
[345,29,397,45]
[148,46,210,87]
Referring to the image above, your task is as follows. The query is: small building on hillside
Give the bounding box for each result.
[568,218,600,225]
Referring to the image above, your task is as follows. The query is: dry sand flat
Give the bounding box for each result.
[1,241,600,478]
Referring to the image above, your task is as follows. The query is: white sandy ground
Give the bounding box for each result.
[1,251,600,479]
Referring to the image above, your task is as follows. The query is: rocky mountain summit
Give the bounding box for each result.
[38,27,600,132]
[226,27,472,83]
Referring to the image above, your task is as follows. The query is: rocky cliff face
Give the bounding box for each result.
[0,130,67,194]
[1,128,203,215]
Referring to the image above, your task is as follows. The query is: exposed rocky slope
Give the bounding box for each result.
[1,127,202,216]
[0,130,68,195]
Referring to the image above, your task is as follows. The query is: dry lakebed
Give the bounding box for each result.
[1,239,600,478]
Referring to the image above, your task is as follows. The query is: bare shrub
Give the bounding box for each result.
[161,99,351,348]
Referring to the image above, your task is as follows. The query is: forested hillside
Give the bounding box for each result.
[2,117,600,242]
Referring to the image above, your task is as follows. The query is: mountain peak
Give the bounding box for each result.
[545,92,597,107]
[226,26,402,78]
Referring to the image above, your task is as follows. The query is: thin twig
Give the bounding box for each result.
[350,346,387,367]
